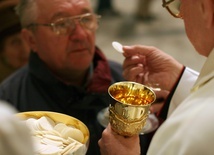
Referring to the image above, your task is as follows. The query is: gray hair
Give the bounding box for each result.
[15,0,38,28]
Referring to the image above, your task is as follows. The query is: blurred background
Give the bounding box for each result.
[91,0,206,72]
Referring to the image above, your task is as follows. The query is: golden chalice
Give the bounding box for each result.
[108,81,156,136]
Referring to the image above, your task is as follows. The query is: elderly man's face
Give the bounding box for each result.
[28,0,97,78]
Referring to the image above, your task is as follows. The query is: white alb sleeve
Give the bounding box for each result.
[167,67,199,117]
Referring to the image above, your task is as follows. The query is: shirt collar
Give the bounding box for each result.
[191,49,214,92]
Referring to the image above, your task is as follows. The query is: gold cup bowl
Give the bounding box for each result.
[16,111,90,154]
[108,81,156,136]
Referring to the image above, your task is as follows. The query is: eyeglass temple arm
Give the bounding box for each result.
[162,0,175,7]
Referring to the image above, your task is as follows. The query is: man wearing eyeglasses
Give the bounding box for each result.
[99,0,214,154]
[0,0,124,154]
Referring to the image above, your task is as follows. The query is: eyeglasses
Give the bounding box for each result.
[27,13,101,35]
[162,0,182,18]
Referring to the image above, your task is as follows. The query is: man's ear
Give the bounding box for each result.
[21,29,37,52]
[201,0,214,28]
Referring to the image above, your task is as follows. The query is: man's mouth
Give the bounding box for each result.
[68,48,88,53]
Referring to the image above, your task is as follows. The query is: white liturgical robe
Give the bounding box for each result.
[147,49,214,155]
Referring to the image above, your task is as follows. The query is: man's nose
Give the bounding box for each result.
[68,20,87,38]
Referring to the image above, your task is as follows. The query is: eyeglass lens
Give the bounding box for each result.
[168,0,180,16]
[53,14,98,35]
[163,0,181,17]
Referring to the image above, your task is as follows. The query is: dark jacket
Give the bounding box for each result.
[0,58,16,83]
[0,47,124,155]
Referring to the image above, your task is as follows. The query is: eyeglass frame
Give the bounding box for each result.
[162,0,182,18]
[26,13,101,35]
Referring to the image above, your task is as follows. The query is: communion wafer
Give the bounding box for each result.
[37,116,55,130]
[37,144,61,155]
[54,123,68,133]
[42,137,64,147]
[23,115,86,155]
[61,127,84,143]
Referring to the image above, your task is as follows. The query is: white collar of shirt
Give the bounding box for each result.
[191,49,214,92]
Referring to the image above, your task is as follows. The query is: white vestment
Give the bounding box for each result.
[147,49,214,155]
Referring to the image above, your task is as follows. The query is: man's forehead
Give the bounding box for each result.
[39,0,91,10]
[36,0,92,20]
[37,0,91,7]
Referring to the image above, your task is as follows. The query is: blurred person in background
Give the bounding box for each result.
[135,0,155,22]
[99,0,214,154]
[0,0,30,83]
[96,0,119,16]
[0,0,123,154]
